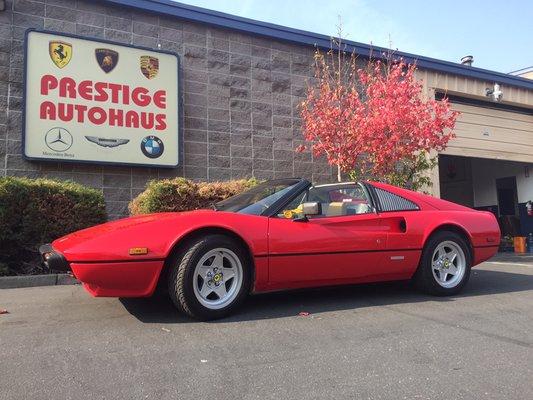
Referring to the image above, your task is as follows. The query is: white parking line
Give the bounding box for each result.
[484,261,533,268]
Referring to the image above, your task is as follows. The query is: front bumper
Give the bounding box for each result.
[39,243,164,297]
[39,244,70,272]
[70,260,165,297]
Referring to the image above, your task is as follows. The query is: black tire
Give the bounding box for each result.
[414,231,472,296]
[168,234,251,320]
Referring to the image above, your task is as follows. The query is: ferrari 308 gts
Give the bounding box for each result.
[41,179,500,320]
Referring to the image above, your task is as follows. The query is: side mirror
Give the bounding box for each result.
[302,202,321,216]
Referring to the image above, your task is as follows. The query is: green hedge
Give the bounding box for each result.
[129,177,258,215]
[0,177,107,275]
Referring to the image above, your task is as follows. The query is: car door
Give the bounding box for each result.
[267,184,388,289]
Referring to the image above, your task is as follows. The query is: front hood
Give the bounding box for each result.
[52,210,216,262]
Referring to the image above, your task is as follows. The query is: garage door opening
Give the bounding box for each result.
[439,155,533,241]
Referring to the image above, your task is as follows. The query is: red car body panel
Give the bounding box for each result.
[71,261,164,297]
[49,182,500,298]
[52,210,269,296]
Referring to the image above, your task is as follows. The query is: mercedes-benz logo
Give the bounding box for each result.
[45,127,73,152]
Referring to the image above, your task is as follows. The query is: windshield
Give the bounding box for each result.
[215,179,302,215]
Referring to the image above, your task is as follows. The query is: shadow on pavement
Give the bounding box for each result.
[119,267,533,324]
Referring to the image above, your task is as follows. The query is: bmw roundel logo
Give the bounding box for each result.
[140,135,164,158]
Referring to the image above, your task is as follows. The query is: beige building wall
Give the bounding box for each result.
[414,69,533,197]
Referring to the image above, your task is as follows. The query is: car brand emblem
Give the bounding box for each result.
[95,48,119,73]
[45,127,73,152]
[85,136,129,148]
[49,41,72,69]
[140,136,164,158]
[140,55,159,79]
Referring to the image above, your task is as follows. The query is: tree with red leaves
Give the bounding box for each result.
[299,40,458,189]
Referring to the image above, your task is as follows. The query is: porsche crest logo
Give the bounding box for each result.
[95,48,119,73]
[140,55,159,79]
[49,41,72,68]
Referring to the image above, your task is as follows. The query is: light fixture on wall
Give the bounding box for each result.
[485,83,503,102]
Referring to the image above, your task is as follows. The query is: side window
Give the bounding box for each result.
[277,184,374,219]
[373,187,419,212]
[277,192,309,219]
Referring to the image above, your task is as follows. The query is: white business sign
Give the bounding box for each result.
[23,30,180,167]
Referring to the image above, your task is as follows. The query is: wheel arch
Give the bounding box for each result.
[159,226,256,292]
[423,223,474,256]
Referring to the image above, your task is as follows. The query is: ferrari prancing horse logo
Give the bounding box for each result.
[140,55,159,79]
[49,41,72,69]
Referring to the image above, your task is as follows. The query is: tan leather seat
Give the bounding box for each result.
[325,202,347,216]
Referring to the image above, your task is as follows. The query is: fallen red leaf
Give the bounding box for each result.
[298,311,310,317]
[0,309,8,315]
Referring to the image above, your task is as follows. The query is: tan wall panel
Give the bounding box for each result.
[453,110,533,132]
[454,123,533,146]
[446,102,533,163]
[450,102,533,123]
[446,137,533,157]
[416,69,533,107]
[443,147,533,164]
[447,102,533,162]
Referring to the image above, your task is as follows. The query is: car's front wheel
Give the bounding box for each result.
[414,231,472,296]
[168,234,250,320]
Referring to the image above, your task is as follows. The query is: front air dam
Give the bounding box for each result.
[70,260,164,297]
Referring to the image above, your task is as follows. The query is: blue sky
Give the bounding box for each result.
[176,0,532,73]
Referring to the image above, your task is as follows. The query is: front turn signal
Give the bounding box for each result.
[129,247,149,255]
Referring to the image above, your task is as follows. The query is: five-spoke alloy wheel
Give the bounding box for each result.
[168,234,250,320]
[415,231,472,296]
[192,248,243,310]
[431,240,467,289]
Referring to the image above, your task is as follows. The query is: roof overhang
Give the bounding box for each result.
[100,0,533,91]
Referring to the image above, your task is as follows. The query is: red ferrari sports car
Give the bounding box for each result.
[40,179,500,320]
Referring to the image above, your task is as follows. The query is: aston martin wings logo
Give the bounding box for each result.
[85,136,129,148]
[140,55,159,79]
[49,41,72,69]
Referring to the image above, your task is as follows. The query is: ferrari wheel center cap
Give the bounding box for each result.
[206,268,223,286]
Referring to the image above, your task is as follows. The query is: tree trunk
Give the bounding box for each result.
[337,164,341,182]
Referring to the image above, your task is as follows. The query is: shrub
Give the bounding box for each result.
[129,177,258,215]
[0,177,107,275]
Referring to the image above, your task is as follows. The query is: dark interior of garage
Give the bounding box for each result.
[439,155,533,250]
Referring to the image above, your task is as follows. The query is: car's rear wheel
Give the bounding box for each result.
[168,234,250,320]
[414,231,472,296]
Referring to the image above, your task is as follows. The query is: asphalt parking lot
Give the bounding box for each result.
[1,260,532,400]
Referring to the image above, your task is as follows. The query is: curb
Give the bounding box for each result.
[0,274,79,289]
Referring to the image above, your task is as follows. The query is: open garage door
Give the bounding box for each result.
[439,95,533,163]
